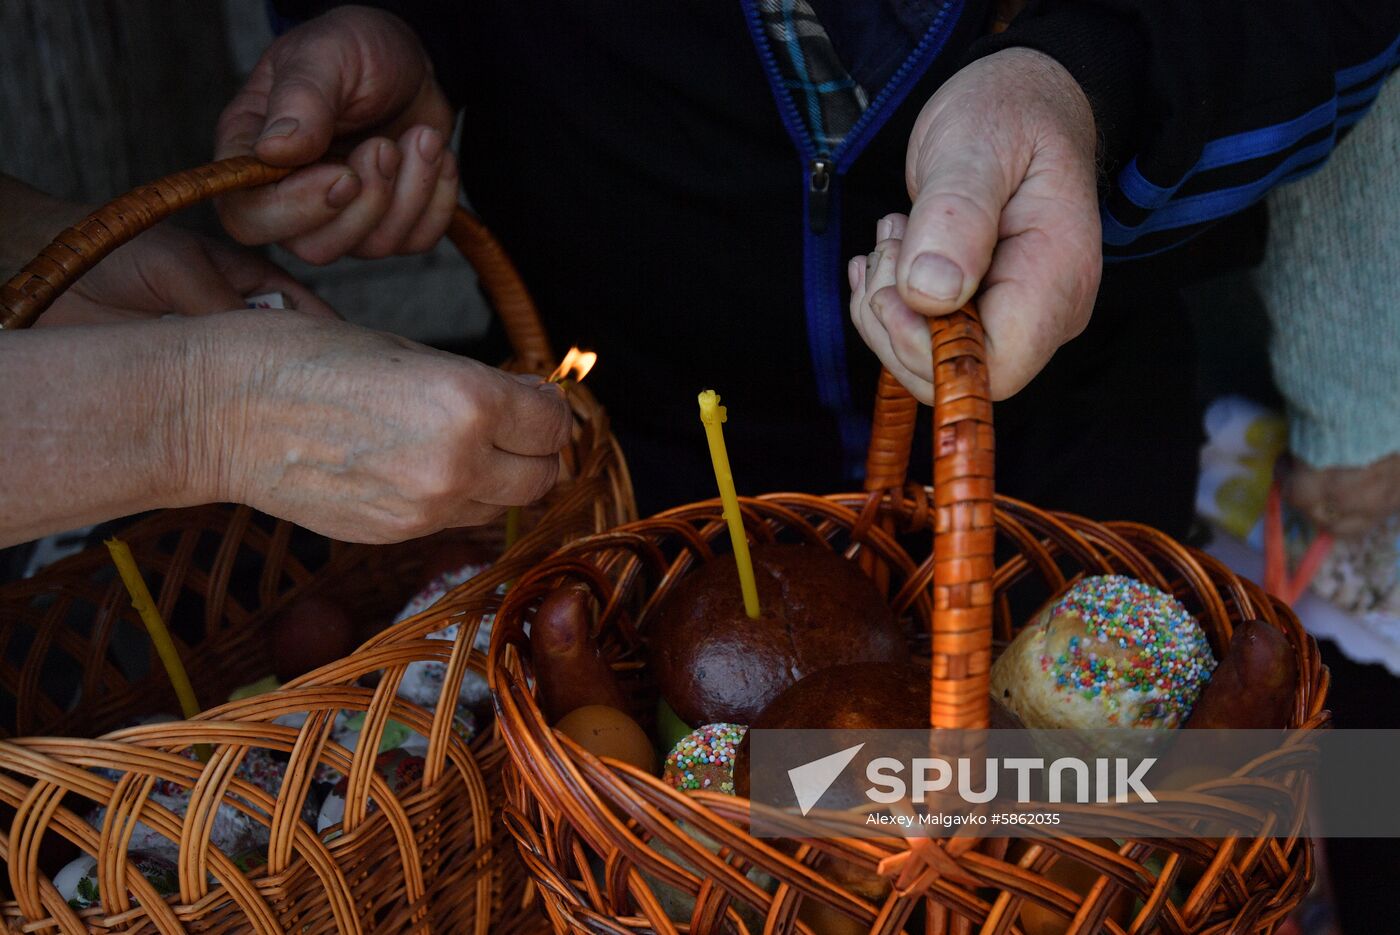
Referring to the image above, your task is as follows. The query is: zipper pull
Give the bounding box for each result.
[808,158,832,234]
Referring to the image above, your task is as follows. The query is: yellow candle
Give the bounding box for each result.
[504,504,522,549]
[105,538,210,760]
[697,391,761,619]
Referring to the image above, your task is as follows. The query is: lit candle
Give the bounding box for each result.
[105,538,210,760]
[505,349,596,550]
[697,391,761,618]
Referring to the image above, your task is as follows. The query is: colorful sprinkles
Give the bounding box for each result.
[663,723,746,794]
[1039,575,1215,726]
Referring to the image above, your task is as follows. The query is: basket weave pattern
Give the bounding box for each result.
[0,158,634,932]
[486,310,1327,934]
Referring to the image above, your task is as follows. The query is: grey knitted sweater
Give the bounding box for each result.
[1255,75,1400,468]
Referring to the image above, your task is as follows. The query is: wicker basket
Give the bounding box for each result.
[486,309,1329,934]
[0,158,635,932]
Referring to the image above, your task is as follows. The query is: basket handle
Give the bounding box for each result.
[865,307,995,730]
[0,156,557,370]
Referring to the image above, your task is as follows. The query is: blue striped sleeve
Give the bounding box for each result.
[1104,31,1400,260]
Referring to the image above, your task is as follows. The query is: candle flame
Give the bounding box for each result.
[548,346,598,383]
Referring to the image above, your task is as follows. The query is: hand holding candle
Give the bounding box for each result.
[697,390,761,619]
[505,347,596,549]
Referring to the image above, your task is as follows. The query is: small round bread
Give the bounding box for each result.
[992,575,1216,730]
[650,543,903,726]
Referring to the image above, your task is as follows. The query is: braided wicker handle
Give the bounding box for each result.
[0,156,556,369]
[864,308,994,730]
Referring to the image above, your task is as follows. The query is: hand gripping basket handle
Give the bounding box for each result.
[0,156,556,369]
[864,307,995,730]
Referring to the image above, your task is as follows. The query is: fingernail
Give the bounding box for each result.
[376,141,401,179]
[876,218,891,242]
[326,172,361,209]
[908,253,964,302]
[417,127,444,162]
[512,373,545,387]
[258,116,299,142]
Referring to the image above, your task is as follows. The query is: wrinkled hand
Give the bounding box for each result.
[190,312,571,543]
[41,222,337,326]
[1286,454,1400,540]
[849,48,1101,402]
[215,6,458,264]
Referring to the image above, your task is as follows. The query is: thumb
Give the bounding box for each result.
[251,55,347,167]
[896,140,1014,315]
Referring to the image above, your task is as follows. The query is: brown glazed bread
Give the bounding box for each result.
[649,544,904,726]
[750,660,930,733]
[733,661,1023,798]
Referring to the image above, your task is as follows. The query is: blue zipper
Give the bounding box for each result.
[740,0,964,480]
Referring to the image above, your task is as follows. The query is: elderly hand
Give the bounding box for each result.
[1,312,571,548]
[214,6,458,264]
[1286,454,1400,540]
[849,47,1101,401]
[193,311,572,542]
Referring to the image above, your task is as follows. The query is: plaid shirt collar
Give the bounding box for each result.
[758,0,870,153]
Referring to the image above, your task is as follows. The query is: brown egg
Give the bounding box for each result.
[554,705,656,773]
[272,596,356,681]
[649,544,904,726]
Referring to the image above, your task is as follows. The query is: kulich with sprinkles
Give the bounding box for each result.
[991,575,1216,730]
[663,724,746,794]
